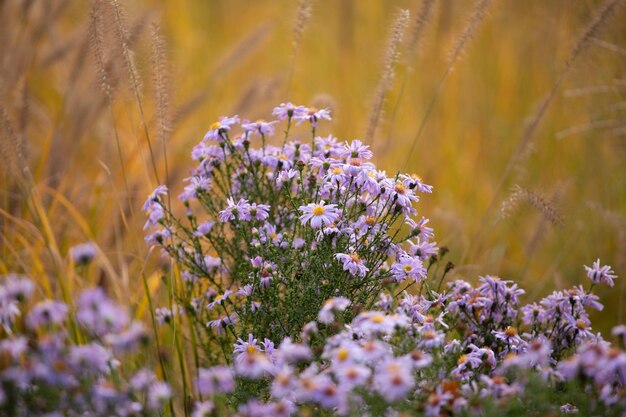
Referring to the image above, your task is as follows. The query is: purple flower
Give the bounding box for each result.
[521,303,545,327]
[207,290,232,310]
[234,334,261,361]
[242,119,279,137]
[0,298,20,330]
[219,197,250,222]
[154,307,175,325]
[390,255,426,283]
[143,185,168,230]
[299,201,340,229]
[585,259,617,287]
[612,324,626,347]
[424,386,454,417]
[147,381,172,410]
[353,311,409,335]
[105,321,147,353]
[277,338,312,365]
[311,378,343,409]
[317,297,350,324]
[0,337,28,360]
[272,102,307,120]
[77,288,130,335]
[375,292,394,311]
[372,357,415,402]
[70,241,97,265]
[391,181,419,208]
[142,185,168,212]
[276,169,298,187]
[406,216,435,240]
[203,115,239,142]
[334,363,371,389]
[26,300,68,328]
[145,227,171,246]
[2,275,35,302]
[194,221,215,237]
[247,203,271,221]
[519,338,552,368]
[335,252,369,278]
[234,348,273,379]
[493,326,526,352]
[192,401,215,417]
[180,176,212,201]
[339,139,373,160]
[196,366,235,396]
[68,343,112,375]
[294,107,332,127]
[238,284,254,297]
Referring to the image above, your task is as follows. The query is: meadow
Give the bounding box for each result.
[1,0,625,416]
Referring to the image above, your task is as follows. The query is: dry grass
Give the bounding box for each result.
[1,0,625,338]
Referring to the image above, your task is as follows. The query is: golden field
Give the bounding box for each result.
[1,0,625,333]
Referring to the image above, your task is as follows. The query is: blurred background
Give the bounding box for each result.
[1,0,625,332]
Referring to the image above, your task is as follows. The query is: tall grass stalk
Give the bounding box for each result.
[366,8,410,147]
[286,0,314,99]
[108,0,161,186]
[466,0,625,264]
[385,0,436,147]
[403,0,493,170]
[89,0,134,226]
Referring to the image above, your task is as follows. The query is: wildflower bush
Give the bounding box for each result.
[1,103,625,416]
[2,0,625,415]
[140,105,626,416]
[143,103,438,348]
[0,275,171,416]
[188,264,625,417]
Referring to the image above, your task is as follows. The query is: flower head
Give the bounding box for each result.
[203,115,239,142]
[299,201,340,229]
[70,242,97,265]
[585,259,617,287]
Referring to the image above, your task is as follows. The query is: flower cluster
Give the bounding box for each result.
[140,104,625,416]
[143,103,437,348]
[190,260,623,417]
[0,275,169,417]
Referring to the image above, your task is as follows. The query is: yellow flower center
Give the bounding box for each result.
[457,354,468,365]
[371,314,385,324]
[387,362,400,373]
[246,345,257,354]
[277,374,290,386]
[337,347,349,362]
[505,326,518,337]
[332,167,343,175]
[350,253,361,263]
[365,216,376,226]
[394,182,406,194]
[210,121,221,130]
[576,320,587,330]
[312,205,325,216]
[345,367,358,379]
[403,264,413,272]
